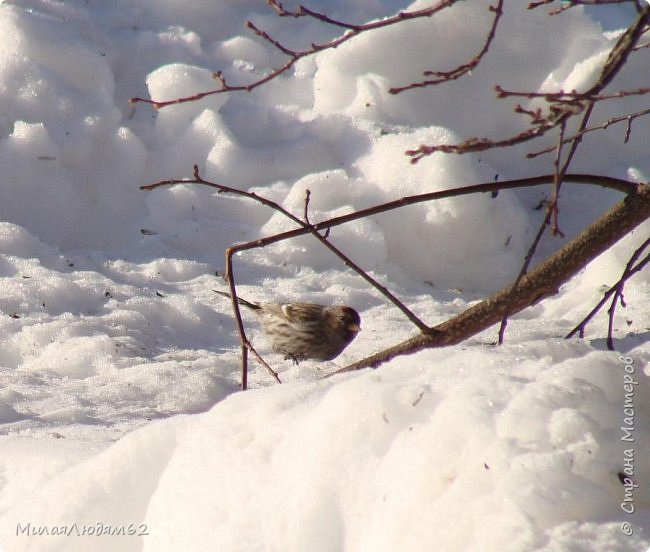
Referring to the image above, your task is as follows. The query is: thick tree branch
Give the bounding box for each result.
[332,183,650,374]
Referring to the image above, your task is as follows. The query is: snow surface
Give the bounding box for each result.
[0,1,648,551]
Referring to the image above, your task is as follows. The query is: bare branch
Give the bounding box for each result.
[528,0,645,12]
[407,3,650,162]
[141,173,638,249]
[130,0,462,109]
[303,189,311,224]
[143,165,436,387]
[566,236,650,343]
[496,84,650,103]
[389,0,504,94]
[331,183,650,375]
[132,1,650,391]
[142,167,431,333]
[143,170,644,386]
[267,0,364,30]
[498,122,570,343]
[497,103,599,343]
[497,207,552,344]
[527,107,650,158]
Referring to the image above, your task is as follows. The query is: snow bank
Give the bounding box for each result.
[1,345,649,551]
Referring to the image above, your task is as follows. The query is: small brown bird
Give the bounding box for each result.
[214,290,361,363]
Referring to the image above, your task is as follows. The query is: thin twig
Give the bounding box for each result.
[549,119,568,237]
[224,240,284,386]
[566,236,650,342]
[268,0,364,30]
[222,246,251,389]
[527,107,650,158]
[130,0,461,109]
[303,189,312,223]
[529,0,647,14]
[247,338,282,384]
[497,120,568,343]
[389,0,504,93]
[142,171,642,387]
[497,211,551,344]
[495,120,568,345]
[143,165,433,388]
[408,4,650,162]
[141,173,638,248]
[497,91,601,341]
[144,167,430,332]
[496,85,650,103]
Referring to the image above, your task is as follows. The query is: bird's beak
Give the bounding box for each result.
[348,323,361,333]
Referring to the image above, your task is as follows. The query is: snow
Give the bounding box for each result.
[0,1,648,551]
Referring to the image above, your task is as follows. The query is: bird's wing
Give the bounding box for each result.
[280,304,324,324]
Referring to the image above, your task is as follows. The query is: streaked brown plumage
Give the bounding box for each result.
[214,290,361,363]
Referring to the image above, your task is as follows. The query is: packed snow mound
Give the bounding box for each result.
[1,344,649,551]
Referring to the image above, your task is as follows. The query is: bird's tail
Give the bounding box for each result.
[212,289,261,311]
